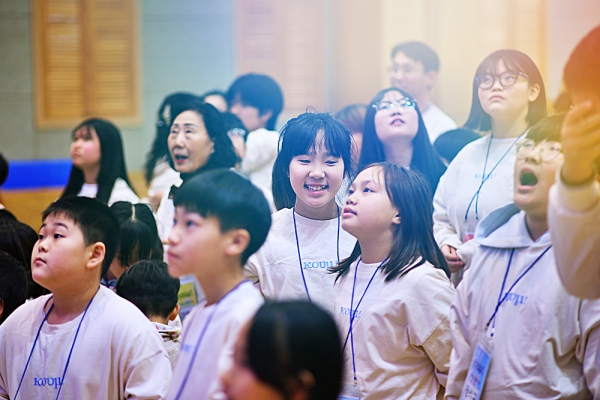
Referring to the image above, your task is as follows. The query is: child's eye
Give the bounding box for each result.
[38,234,45,240]
[325,159,339,166]
[363,187,373,193]
[54,233,63,239]
[298,158,310,164]
[348,188,354,195]
[185,220,197,228]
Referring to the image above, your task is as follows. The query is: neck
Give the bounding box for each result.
[197,267,246,306]
[525,213,548,241]
[149,316,170,325]
[294,200,338,220]
[82,166,100,185]
[47,284,99,324]
[383,140,413,167]
[415,93,431,113]
[491,111,529,139]
[357,230,394,264]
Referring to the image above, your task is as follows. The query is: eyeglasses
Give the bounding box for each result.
[475,71,528,90]
[372,97,417,112]
[516,139,562,162]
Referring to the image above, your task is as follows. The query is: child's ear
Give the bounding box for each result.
[224,229,251,259]
[85,242,106,271]
[392,212,401,225]
[169,304,181,321]
[528,83,541,103]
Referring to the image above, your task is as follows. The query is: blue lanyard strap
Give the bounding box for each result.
[485,245,552,332]
[292,207,340,302]
[464,130,527,222]
[15,289,98,400]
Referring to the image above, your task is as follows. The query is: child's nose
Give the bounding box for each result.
[309,164,325,178]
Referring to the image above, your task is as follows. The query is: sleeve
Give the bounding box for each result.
[433,169,463,251]
[456,240,479,270]
[421,316,453,389]
[0,329,8,400]
[577,299,600,397]
[156,193,173,243]
[548,176,600,298]
[444,269,474,400]
[244,254,260,286]
[241,131,278,174]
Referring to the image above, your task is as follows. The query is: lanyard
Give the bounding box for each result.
[342,258,384,385]
[15,289,98,400]
[485,245,552,336]
[292,207,340,302]
[464,130,527,222]
[174,280,248,400]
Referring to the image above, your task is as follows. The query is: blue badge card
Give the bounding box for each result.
[460,343,491,400]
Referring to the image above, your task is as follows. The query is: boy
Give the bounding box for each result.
[548,24,600,298]
[165,169,271,400]
[389,41,456,142]
[116,259,181,369]
[445,115,600,399]
[0,251,28,324]
[227,73,284,209]
[0,196,172,399]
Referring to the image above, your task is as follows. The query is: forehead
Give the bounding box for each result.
[354,166,384,185]
[42,213,79,231]
[74,125,97,138]
[380,90,405,102]
[172,110,204,126]
[482,59,516,75]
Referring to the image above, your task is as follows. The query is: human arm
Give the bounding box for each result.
[577,299,600,396]
[434,172,466,271]
[122,337,172,399]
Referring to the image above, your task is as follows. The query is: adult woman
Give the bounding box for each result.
[359,88,446,195]
[433,49,547,276]
[61,118,138,205]
[155,98,238,242]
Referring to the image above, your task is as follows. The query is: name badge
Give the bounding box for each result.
[460,343,491,400]
[339,383,360,400]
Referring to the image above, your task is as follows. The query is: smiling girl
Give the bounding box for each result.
[245,112,356,311]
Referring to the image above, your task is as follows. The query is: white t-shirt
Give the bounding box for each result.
[147,160,180,200]
[245,208,356,313]
[334,259,455,400]
[422,103,457,143]
[77,177,140,205]
[0,286,172,399]
[166,281,263,400]
[241,128,279,210]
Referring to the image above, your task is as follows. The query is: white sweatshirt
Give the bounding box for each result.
[245,208,356,313]
[334,259,455,400]
[166,281,263,400]
[241,128,279,210]
[446,205,600,399]
[78,177,140,206]
[548,171,600,298]
[422,103,457,143]
[433,135,519,265]
[0,286,172,399]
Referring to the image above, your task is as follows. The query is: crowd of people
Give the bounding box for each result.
[0,24,599,400]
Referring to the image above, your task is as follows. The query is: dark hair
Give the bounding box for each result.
[333,163,449,281]
[464,49,547,131]
[226,74,284,130]
[564,25,600,97]
[167,99,239,180]
[201,89,227,103]
[359,87,446,194]
[391,41,439,72]
[115,259,180,319]
[272,112,354,210]
[0,210,16,221]
[144,92,200,185]
[335,104,367,134]
[0,219,48,299]
[0,251,28,324]
[433,128,481,164]
[174,169,271,264]
[221,111,248,142]
[61,118,136,204]
[110,201,163,269]
[0,152,8,186]
[247,301,343,400]
[526,114,566,144]
[43,196,120,278]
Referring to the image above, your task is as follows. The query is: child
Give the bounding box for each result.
[0,196,172,398]
[62,118,139,205]
[103,201,163,288]
[446,115,600,398]
[0,251,28,324]
[333,162,454,399]
[222,301,343,400]
[116,259,181,370]
[166,169,271,399]
[245,112,356,312]
[335,103,367,166]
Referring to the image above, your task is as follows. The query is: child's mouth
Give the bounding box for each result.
[519,170,538,186]
[305,184,328,192]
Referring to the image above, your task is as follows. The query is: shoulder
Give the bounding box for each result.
[109,178,140,205]
[91,287,156,333]
[270,208,291,225]
[424,104,457,126]
[0,295,48,333]
[400,263,455,303]
[247,129,279,144]
[220,283,264,323]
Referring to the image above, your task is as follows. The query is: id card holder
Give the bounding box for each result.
[338,383,360,400]
[460,333,493,400]
[462,218,477,243]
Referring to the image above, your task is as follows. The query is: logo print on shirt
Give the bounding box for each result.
[339,307,361,319]
[303,260,335,270]
[33,377,63,389]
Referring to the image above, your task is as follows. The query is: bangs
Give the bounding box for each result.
[285,127,346,160]
[477,56,523,76]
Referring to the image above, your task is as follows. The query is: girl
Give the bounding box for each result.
[222,301,343,400]
[62,118,139,205]
[102,201,163,289]
[333,162,454,400]
[155,98,238,242]
[359,88,446,195]
[433,49,547,276]
[245,112,356,312]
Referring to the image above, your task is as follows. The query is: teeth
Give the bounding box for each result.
[306,185,326,191]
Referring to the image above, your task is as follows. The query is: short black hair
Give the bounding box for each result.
[0,152,8,186]
[226,74,284,130]
[42,196,120,278]
[115,259,180,319]
[526,114,566,144]
[173,169,271,264]
[0,251,29,324]
[433,128,481,164]
[391,41,439,72]
[564,24,600,98]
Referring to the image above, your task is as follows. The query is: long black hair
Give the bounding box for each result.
[61,118,136,204]
[272,112,354,210]
[333,163,449,281]
[359,87,446,195]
